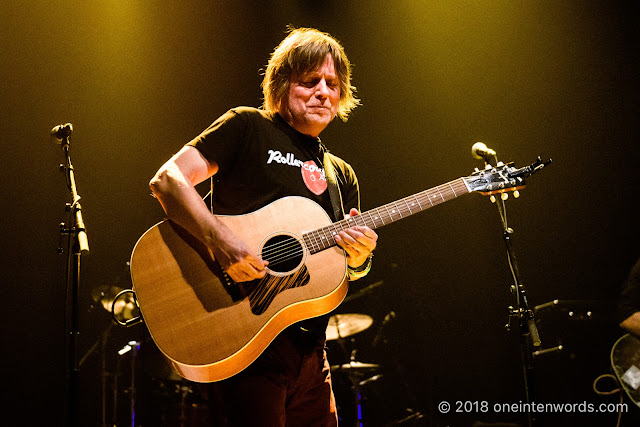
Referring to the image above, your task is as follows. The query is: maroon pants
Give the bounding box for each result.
[209,332,338,426]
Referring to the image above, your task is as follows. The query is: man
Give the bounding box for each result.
[150,27,378,426]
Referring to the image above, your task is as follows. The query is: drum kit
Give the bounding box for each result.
[87,280,422,426]
[88,284,212,426]
[325,312,380,426]
[324,310,425,426]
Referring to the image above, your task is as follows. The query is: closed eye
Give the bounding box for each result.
[300,78,339,90]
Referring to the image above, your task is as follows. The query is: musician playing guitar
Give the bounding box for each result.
[149,27,377,426]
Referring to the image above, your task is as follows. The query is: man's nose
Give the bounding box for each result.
[315,79,330,98]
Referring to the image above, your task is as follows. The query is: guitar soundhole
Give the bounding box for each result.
[261,233,305,275]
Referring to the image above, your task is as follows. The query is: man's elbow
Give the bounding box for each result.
[149,168,171,199]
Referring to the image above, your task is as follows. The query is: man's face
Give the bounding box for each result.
[280,54,341,138]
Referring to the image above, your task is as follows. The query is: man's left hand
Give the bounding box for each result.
[335,208,378,268]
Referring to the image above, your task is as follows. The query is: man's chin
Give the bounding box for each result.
[307,111,334,125]
[298,117,332,137]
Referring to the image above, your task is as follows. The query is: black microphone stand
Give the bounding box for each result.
[483,153,541,427]
[55,125,90,426]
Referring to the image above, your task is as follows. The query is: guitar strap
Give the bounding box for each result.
[322,150,345,222]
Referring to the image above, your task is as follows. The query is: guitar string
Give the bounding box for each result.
[262,244,305,265]
[261,182,469,264]
[262,173,520,266]
[258,179,469,266]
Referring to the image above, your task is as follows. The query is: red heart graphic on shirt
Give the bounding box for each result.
[301,160,327,195]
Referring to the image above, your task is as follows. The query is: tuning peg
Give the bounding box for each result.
[501,193,508,201]
[490,195,496,203]
[513,190,520,198]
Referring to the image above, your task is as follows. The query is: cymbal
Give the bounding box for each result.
[91,285,139,322]
[326,313,373,340]
[330,361,380,371]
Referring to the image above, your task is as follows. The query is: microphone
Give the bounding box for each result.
[471,142,496,161]
[51,123,73,141]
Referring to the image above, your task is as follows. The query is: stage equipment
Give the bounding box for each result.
[331,361,380,371]
[471,141,497,162]
[342,280,384,303]
[471,142,551,427]
[329,317,379,427]
[326,313,373,341]
[53,122,90,426]
[92,285,141,326]
[611,334,640,407]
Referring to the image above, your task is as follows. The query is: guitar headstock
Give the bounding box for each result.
[464,157,552,195]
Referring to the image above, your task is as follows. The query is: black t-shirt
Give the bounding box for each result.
[187,106,360,342]
[188,106,359,221]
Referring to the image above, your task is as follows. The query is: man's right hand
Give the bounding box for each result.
[208,231,268,282]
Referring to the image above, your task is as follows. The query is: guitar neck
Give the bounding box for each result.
[304,177,470,254]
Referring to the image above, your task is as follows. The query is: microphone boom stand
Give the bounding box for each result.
[484,153,540,427]
[56,127,90,426]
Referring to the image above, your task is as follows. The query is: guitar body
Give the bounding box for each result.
[611,334,640,407]
[130,196,348,382]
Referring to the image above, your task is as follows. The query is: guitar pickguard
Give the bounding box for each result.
[247,266,310,315]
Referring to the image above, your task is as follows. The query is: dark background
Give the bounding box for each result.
[2,1,638,426]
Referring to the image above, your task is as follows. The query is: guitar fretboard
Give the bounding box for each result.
[303,177,470,254]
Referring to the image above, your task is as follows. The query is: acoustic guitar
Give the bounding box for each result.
[130,158,550,382]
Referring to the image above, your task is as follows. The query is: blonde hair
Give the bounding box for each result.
[262,27,360,121]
